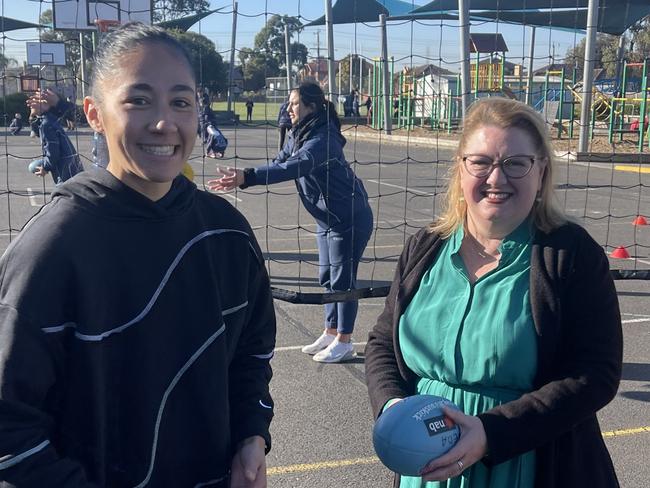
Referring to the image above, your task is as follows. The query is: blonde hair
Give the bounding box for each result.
[430,97,567,237]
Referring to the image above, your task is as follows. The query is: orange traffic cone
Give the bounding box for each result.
[610,246,630,259]
[632,215,648,226]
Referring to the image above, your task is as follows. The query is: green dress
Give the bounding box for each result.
[397,223,537,488]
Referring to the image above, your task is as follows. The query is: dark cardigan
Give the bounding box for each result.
[365,222,622,488]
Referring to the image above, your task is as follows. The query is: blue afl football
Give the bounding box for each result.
[373,395,461,476]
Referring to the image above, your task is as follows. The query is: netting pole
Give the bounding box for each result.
[614,35,626,93]
[526,26,536,106]
[324,0,337,105]
[458,0,471,117]
[79,32,87,99]
[578,0,601,153]
[226,1,238,114]
[285,23,291,94]
[379,14,392,135]
[639,59,648,152]
[558,67,565,138]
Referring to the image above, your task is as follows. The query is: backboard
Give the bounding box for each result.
[53,0,152,31]
[26,42,67,66]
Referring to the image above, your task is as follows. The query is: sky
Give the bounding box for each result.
[3,1,585,73]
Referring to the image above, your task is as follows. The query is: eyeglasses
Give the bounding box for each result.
[462,154,539,179]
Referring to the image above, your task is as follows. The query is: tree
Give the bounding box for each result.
[254,15,307,73]
[564,34,616,77]
[564,15,650,79]
[0,51,17,70]
[168,30,226,93]
[154,0,210,22]
[629,15,650,60]
[238,48,279,91]
[337,55,373,93]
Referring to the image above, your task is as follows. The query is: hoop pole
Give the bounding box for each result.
[226,2,238,114]
[578,0,600,153]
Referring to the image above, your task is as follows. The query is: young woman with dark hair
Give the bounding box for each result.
[210,81,373,364]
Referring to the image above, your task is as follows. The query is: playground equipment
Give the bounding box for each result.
[540,68,578,138]
[608,59,650,151]
[536,67,615,140]
[369,57,396,130]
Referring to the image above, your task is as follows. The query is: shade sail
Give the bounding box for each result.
[467,6,650,36]
[0,16,43,32]
[306,0,416,26]
[470,33,508,53]
[411,0,650,14]
[306,0,650,36]
[156,8,223,32]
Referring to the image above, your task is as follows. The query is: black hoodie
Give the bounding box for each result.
[0,169,276,487]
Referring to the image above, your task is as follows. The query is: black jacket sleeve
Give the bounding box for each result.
[228,241,276,452]
[365,230,424,419]
[0,305,96,487]
[478,226,623,464]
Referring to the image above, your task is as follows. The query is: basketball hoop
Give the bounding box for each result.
[94,19,121,33]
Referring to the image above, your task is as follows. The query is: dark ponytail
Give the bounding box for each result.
[294,81,341,129]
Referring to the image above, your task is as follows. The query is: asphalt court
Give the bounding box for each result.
[1,127,648,486]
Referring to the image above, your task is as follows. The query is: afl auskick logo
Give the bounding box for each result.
[423,415,455,436]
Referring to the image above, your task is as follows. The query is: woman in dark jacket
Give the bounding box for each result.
[365,97,622,487]
[210,81,373,364]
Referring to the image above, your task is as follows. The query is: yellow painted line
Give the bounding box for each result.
[614,165,650,174]
[602,426,650,438]
[268,456,379,476]
[267,426,650,476]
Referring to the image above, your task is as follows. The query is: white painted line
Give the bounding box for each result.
[26,187,40,207]
[622,318,650,324]
[275,341,367,353]
[367,179,435,197]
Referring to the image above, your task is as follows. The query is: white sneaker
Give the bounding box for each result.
[301,332,335,355]
[313,339,356,363]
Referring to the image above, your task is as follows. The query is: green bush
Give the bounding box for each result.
[0,92,29,127]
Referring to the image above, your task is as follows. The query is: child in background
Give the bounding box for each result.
[27,90,84,184]
[9,113,23,135]
[199,95,228,158]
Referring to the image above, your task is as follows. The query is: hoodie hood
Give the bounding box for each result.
[51,168,196,221]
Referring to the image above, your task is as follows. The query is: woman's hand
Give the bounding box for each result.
[208,167,244,191]
[230,435,267,487]
[419,406,488,481]
[34,166,48,177]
